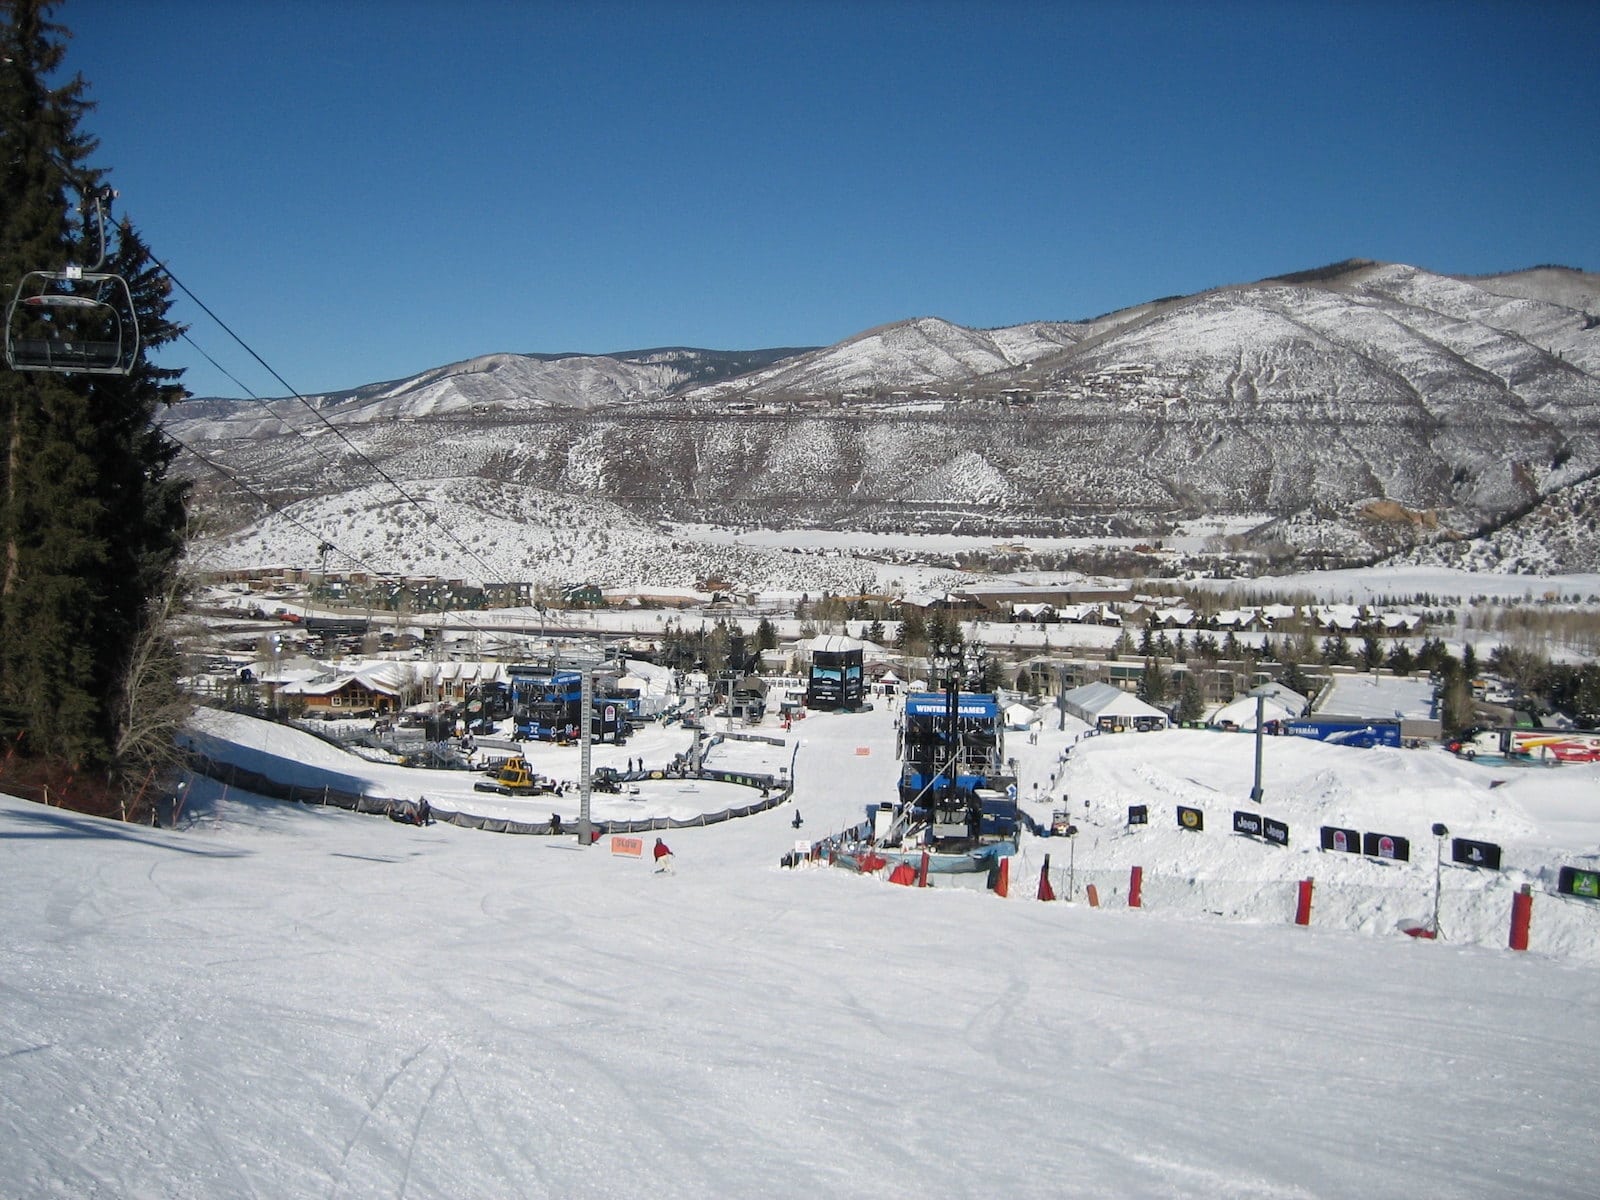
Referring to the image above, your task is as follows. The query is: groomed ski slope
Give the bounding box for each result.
[2,704,1597,1198]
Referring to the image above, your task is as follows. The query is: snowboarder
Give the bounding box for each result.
[653,837,674,873]
[791,809,803,829]
[549,812,564,836]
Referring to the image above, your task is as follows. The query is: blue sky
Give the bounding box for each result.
[61,0,1600,399]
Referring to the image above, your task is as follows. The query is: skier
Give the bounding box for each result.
[791,809,803,829]
[653,837,674,873]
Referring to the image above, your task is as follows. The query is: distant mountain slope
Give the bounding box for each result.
[167,260,1600,581]
[1396,472,1600,575]
[189,477,922,594]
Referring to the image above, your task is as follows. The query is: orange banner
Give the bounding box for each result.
[610,835,644,858]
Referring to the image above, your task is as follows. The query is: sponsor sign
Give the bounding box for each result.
[1234,811,1289,847]
[905,693,1000,719]
[1362,831,1411,862]
[1127,804,1148,826]
[1320,825,1360,854]
[855,747,871,756]
[1283,719,1403,749]
[1558,866,1600,899]
[1177,805,1204,832]
[1450,837,1503,871]
[609,835,643,858]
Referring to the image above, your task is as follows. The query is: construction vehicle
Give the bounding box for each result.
[473,756,551,795]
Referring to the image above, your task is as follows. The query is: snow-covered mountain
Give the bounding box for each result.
[167,261,1600,581]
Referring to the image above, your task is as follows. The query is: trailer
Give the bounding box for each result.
[1448,727,1600,764]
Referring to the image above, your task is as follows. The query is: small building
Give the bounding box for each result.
[1315,670,1440,741]
[283,667,403,717]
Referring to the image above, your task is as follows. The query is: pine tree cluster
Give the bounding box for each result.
[0,1,189,812]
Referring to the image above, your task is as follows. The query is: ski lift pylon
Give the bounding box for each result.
[4,185,142,376]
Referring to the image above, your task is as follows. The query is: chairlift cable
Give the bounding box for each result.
[166,433,389,578]
[174,329,346,476]
[149,254,504,584]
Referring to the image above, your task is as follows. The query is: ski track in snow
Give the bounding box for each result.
[2,706,1599,1197]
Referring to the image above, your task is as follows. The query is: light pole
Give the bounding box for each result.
[270,634,282,719]
[1431,822,1449,937]
[1249,684,1273,804]
[1064,822,1079,899]
[578,667,595,845]
[933,640,965,809]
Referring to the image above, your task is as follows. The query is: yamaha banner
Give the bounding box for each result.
[1177,805,1204,832]
[1451,838,1503,871]
[1128,804,1148,826]
[1362,831,1411,862]
[1320,825,1360,854]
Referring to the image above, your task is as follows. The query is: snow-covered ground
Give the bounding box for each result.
[3,704,1599,1197]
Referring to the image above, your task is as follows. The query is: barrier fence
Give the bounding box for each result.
[181,751,794,836]
[800,833,1599,958]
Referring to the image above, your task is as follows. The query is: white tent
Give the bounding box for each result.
[1209,683,1309,731]
[1003,702,1039,730]
[1059,681,1169,730]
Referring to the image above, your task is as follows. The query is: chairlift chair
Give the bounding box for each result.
[3,183,142,377]
[5,267,140,375]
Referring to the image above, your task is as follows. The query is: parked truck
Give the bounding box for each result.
[1447,727,1600,763]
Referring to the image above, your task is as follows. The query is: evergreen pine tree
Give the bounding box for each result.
[0,1,189,804]
[1281,659,1311,700]
[1360,631,1383,671]
[754,616,777,652]
[897,608,926,654]
[1138,657,1168,706]
[1176,672,1205,724]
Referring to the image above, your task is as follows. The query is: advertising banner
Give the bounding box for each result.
[1320,825,1360,854]
[1362,831,1411,862]
[1558,866,1600,899]
[1450,838,1503,871]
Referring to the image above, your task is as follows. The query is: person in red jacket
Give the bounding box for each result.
[653,837,674,873]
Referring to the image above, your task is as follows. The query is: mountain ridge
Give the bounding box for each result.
[168,260,1600,582]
